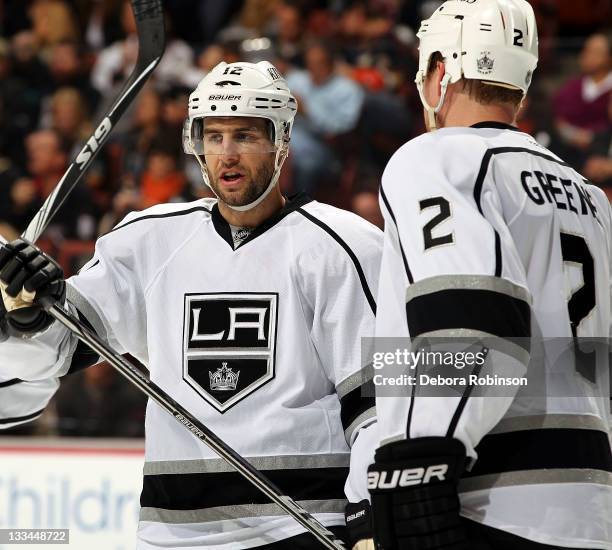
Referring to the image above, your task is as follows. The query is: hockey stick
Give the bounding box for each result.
[22,0,166,243]
[0,239,345,549]
[2,7,345,547]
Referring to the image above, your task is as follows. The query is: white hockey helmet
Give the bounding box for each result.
[183,61,297,211]
[415,0,538,129]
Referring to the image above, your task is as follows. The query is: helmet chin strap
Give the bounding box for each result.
[191,144,289,212]
[416,72,452,131]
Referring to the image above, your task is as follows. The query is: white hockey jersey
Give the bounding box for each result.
[0,194,382,549]
[376,122,612,549]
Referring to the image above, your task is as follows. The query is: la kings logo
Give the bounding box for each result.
[183,293,278,413]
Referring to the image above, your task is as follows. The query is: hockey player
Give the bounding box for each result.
[0,61,381,549]
[368,1,612,549]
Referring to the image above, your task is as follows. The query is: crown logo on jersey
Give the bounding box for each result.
[477,51,494,75]
[210,363,240,391]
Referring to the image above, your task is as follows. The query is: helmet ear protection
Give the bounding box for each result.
[415,0,538,130]
[184,61,297,211]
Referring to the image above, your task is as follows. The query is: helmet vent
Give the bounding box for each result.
[255,97,269,101]
[480,23,492,31]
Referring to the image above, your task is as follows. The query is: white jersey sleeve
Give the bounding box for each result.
[376,130,532,459]
[295,202,383,503]
[0,376,59,429]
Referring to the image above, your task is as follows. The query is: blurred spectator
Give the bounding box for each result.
[270,2,306,67]
[74,0,125,50]
[0,163,39,236]
[582,95,612,187]
[162,86,190,134]
[165,0,244,46]
[24,129,97,239]
[181,43,226,89]
[55,362,146,438]
[553,33,612,151]
[48,87,92,152]
[47,41,100,113]
[351,190,383,229]
[91,0,196,97]
[90,0,140,96]
[139,139,186,208]
[46,87,111,209]
[119,87,166,182]
[28,0,80,53]
[287,41,365,192]
[97,184,141,236]
[10,30,51,97]
[0,39,39,169]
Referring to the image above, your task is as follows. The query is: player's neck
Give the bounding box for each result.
[218,188,286,228]
[439,94,517,129]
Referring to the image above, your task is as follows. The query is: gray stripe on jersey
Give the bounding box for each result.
[139,499,347,524]
[490,414,609,435]
[66,283,108,342]
[459,469,612,493]
[55,302,81,377]
[336,365,374,399]
[380,434,404,447]
[143,453,350,475]
[412,329,530,367]
[344,407,376,444]
[405,275,531,305]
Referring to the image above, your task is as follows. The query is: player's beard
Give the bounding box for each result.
[209,155,276,208]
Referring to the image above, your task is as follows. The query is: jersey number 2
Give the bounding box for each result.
[420,197,454,250]
[560,232,596,382]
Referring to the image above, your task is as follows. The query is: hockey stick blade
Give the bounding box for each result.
[23,0,166,243]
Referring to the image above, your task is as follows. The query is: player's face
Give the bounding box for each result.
[203,117,276,208]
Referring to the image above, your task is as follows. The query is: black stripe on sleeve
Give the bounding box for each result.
[0,408,45,425]
[405,288,530,342]
[63,309,101,376]
[297,208,377,315]
[466,428,612,477]
[140,466,349,510]
[446,348,488,439]
[0,378,22,388]
[340,381,375,433]
[380,186,414,284]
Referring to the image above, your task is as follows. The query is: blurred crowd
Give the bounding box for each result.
[0,0,610,438]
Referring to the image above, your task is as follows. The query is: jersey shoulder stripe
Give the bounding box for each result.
[0,378,22,388]
[380,185,414,284]
[111,200,214,235]
[296,205,378,314]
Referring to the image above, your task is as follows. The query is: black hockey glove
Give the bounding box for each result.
[0,238,66,335]
[346,499,373,549]
[368,437,468,550]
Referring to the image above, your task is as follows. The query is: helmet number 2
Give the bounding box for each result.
[513,29,524,47]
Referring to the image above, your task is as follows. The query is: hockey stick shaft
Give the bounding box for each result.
[23,0,165,243]
[43,302,346,550]
[2,234,345,548]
